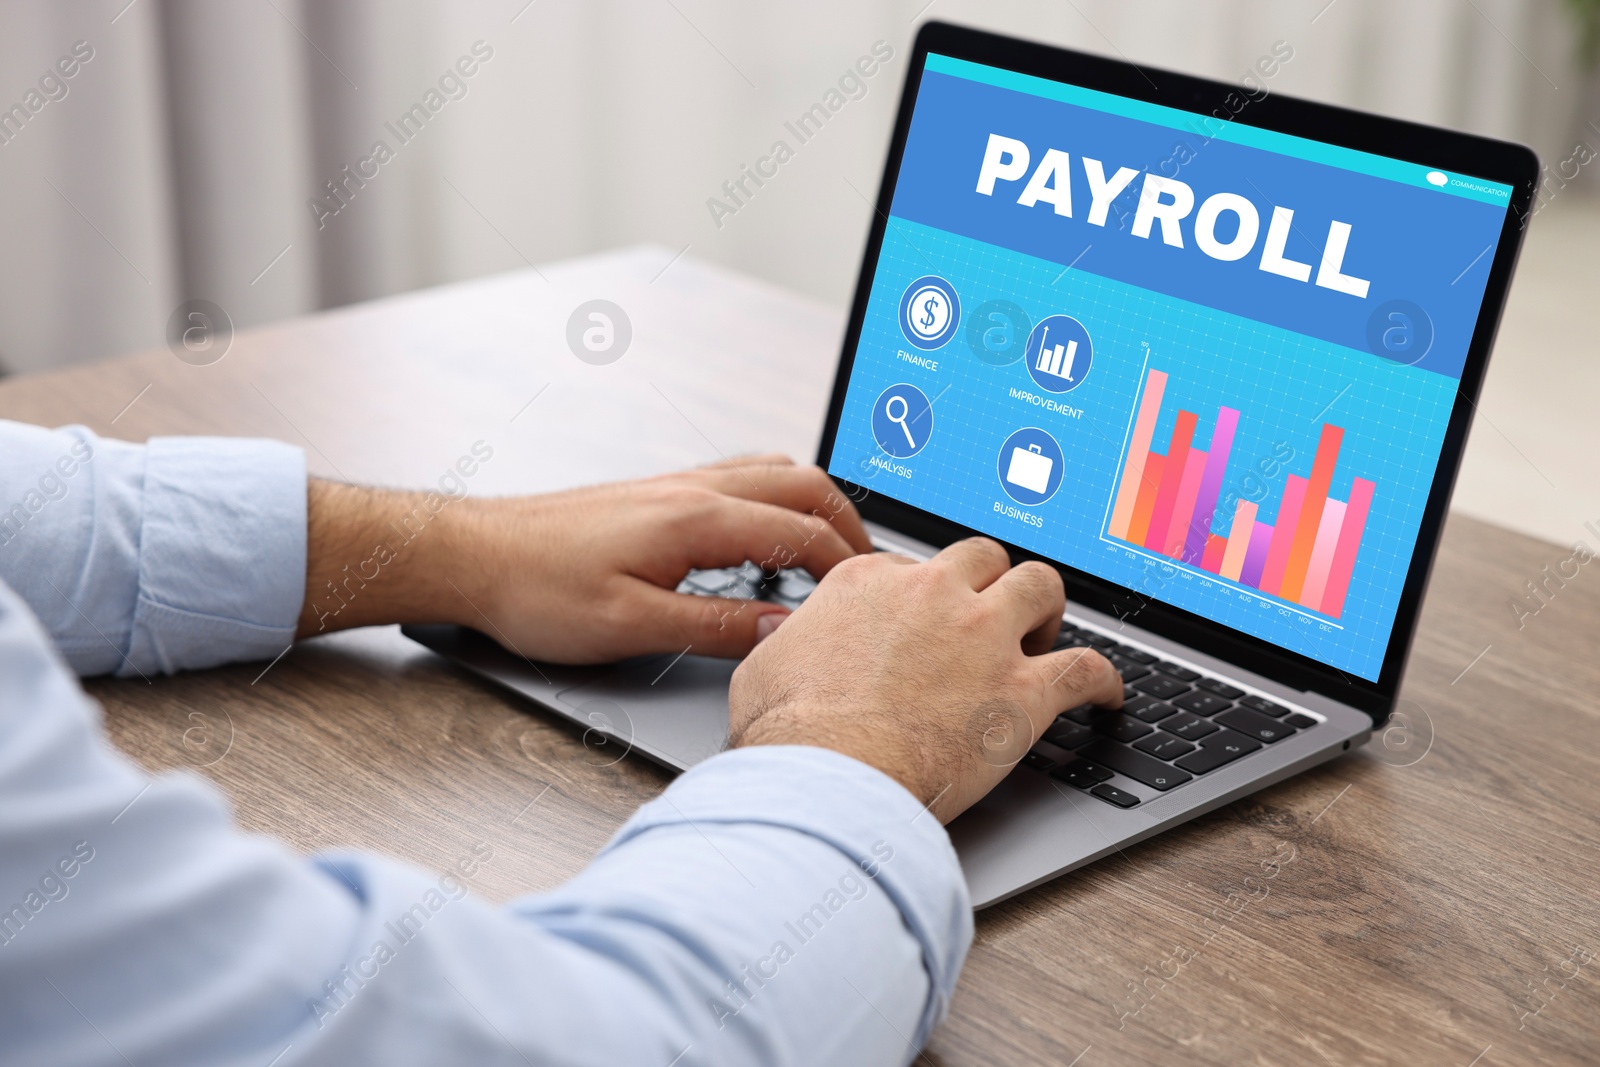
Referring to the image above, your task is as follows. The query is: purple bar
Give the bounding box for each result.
[1181,407,1240,565]
[1240,521,1274,589]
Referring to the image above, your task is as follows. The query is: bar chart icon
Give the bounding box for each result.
[1025,315,1093,393]
[1105,367,1375,620]
[1035,329,1078,380]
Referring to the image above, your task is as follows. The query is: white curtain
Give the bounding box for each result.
[0,0,1588,373]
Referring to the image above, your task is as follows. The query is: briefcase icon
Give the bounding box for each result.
[1006,443,1053,493]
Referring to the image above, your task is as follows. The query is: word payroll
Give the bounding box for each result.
[975,133,1371,298]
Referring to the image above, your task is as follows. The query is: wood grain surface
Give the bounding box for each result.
[2,248,1596,1066]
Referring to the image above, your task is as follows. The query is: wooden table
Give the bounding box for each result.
[3,246,1596,1066]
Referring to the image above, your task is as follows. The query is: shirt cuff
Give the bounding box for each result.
[604,745,974,1044]
[124,437,307,675]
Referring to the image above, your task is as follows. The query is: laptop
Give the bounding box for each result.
[406,21,1538,908]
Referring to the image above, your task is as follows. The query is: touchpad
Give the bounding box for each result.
[555,653,737,771]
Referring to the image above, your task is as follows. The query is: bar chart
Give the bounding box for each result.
[1035,334,1079,379]
[1105,368,1376,620]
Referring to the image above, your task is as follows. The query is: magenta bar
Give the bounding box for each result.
[1181,406,1240,565]
[1240,521,1274,588]
[1320,477,1376,619]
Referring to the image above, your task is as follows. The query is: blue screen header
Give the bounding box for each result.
[892,63,1512,379]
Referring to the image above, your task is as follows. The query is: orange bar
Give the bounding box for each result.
[1108,370,1168,539]
[1279,424,1344,604]
[1219,499,1257,580]
[1200,534,1227,573]
[1125,453,1165,546]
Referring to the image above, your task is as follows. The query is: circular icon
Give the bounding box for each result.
[179,708,234,768]
[1365,300,1433,367]
[977,700,1032,769]
[1366,698,1435,769]
[566,299,632,365]
[1425,170,1448,187]
[997,426,1064,506]
[870,383,933,459]
[575,698,635,767]
[1024,315,1093,393]
[897,275,961,350]
[964,299,1032,366]
[166,299,233,366]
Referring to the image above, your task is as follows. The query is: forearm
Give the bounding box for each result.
[297,479,487,637]
[0,584,968,1065]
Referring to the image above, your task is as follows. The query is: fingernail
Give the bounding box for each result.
[755,612,787,643]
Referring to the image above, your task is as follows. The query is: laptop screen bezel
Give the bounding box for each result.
[814,20,1539,723]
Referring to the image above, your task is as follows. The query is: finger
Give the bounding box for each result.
[1030,646,1124,717]
[984,561,1065,654]
[683,464,874,556]
[930,536,1011,591]
[694,452,795,472]
[672,495,861,581]
[628,585,792,659]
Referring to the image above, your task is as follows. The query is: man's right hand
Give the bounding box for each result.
[728,537,1123,824]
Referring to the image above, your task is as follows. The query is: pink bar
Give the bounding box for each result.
[1201,534,1227,573]
[1320,478,1376,619]
[1108,370,1169,540]
[1144,411,1197,553]
[1299,498,1346,611]
[1258,475,1308,597]
[1161,447,1209,559]
[1219,500,1258,581]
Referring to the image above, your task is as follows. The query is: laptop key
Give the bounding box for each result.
[1283,713,1319,730]
[1043,719,1093,749]
[1108,657,1152,682]
[1122,693,1159,716]
[1133,675,1191,701]
[1132,700,1178,724]
[1196,678,1245,699]
[1077,740,1193,791]
[1214,708,1296,743]
[1081,632,1117,649]
[1238,694,1289,717]
[1173,690,1233,716]
[1051,759,1112,788]
[1165,712,1219,741]
[1030,740,1075,767]
[1022,750,1057,772]
[1061,702,1107,725]
[1090,783,1140,808]
[1093,714,1154,743]
[1113,644,1158,665]
[1154,661,1201,682]
[1174,730,1262,774]
[1133,732,1196,760]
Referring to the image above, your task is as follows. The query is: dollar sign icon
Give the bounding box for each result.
[899,276,959,351]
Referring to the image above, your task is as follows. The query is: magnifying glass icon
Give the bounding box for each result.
[885,395,917,449]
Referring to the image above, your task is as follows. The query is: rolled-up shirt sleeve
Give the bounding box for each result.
[0,571,972,1066]
[0,419,306,676]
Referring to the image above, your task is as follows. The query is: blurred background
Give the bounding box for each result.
[0,0,1596,541]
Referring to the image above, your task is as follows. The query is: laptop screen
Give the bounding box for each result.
[825,52,1515,682]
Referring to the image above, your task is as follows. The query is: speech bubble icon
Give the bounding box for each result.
[1425,171,1448,187]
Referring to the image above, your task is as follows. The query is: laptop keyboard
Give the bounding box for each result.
[677,564,1323,810]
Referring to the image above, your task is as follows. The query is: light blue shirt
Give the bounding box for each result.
[0,420,972,1067]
